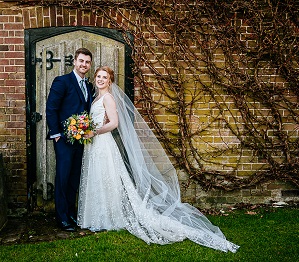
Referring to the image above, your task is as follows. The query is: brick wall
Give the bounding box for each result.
[0,2,298,215]
[0,4,27,215]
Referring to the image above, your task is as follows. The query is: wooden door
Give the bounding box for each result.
[35,30,126,203]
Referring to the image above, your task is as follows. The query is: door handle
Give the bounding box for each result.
[31,112,42,123]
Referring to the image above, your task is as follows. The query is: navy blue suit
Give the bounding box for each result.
[46,71,93,224]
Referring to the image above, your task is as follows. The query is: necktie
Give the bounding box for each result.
[80,80,87,101]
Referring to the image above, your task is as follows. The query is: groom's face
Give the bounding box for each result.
[73,53,92,78]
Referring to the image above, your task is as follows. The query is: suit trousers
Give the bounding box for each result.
[53,138,84,223]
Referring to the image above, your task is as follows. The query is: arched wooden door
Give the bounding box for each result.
[25,27,133,210]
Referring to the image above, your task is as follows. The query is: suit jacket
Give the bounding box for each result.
[46,71,94,139]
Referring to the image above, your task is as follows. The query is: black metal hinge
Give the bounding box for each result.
[32,50,73,70]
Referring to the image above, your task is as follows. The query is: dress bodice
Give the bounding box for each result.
[90,94,109,128]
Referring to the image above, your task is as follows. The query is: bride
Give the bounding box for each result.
[77,66,239,253]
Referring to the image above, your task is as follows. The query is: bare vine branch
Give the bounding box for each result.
[16,0,299,190]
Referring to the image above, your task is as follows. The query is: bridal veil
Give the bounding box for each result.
[110,83,239,252]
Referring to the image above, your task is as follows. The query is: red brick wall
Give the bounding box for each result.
[0,4,27,214]
[0,2,298,215]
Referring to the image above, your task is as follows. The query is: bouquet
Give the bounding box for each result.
[63,111,96,144]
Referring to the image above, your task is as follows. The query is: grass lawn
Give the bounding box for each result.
[0,207,298,262]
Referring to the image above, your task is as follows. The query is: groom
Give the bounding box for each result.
[46,48,93,231]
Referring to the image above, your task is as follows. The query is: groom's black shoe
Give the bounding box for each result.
[69,215,78,227]
[59,221,75,232]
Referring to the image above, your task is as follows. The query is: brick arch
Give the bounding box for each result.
[21,6,127,29]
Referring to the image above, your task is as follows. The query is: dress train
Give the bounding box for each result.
[77,92,239,253]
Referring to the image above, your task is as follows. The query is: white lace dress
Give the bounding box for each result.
[77,94,239,252]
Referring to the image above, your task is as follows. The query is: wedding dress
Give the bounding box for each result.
[77,85,239,253]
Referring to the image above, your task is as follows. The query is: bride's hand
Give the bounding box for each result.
[84,130,95,139]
